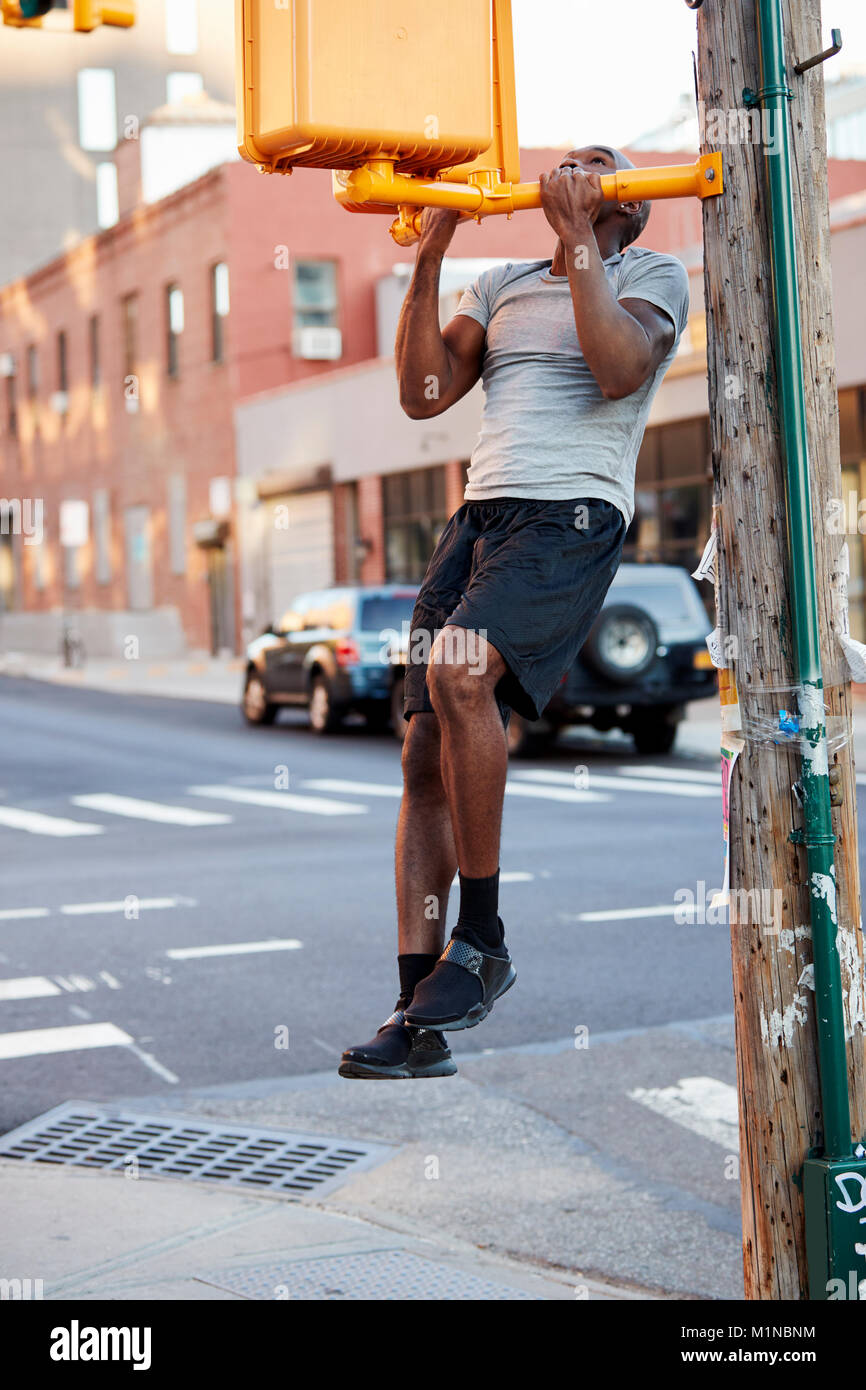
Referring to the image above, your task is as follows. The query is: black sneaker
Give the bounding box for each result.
[404,938,517,1031]
[338,1009,457,1080]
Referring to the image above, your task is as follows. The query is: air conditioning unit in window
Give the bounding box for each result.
[293,326,342,361]
[51,391,69,416]
[0,354,14,378]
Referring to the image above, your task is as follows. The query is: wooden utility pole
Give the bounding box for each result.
[695,0,866,1298]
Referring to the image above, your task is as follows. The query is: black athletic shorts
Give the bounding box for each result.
[403,496,627,723]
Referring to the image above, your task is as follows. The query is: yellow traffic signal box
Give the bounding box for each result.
[235,0,496,176]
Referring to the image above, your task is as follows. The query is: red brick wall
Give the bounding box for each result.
[356,475,385,585]
[0,169,234,652]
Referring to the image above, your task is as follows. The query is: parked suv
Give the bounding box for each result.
[505,562,716,756]
[242,585,419,733]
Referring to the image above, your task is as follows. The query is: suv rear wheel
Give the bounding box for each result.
[242,670,277,726]
[309,675,344,734]
[582,603,659,685]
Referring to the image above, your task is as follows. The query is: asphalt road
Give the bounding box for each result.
[16,675,866,1296]
[0,674,734,1132]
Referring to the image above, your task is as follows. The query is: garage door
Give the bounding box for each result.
[266,490,334,620]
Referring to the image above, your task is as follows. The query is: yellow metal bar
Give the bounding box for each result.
[337,153,723,245]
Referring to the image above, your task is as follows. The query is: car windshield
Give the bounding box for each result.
[609,578,694,624]
[360,595,416,635]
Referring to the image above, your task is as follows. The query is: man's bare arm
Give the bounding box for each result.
[539,167,675,399]
[395,208,486,420]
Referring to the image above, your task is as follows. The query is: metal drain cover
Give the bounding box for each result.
[197,1249,540,1300]
[0,1102,393,1198]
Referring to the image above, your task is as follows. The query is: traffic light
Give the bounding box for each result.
[2,0,134,27]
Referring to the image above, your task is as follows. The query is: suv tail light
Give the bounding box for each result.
[336,637,361,668]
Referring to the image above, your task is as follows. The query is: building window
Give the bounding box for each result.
[57,330,68,394]
[166,71,203,105]
[77,68,117,151]
[27,344,39,398]
[211,262,229,363]
[292,261,339,330]
[629,416,712,578]
[165,0,198,55]
[383,466,448,582]
[166,284,184,378]
[96,162,119,228]
[121,293,138,380]
[89,315,101,389]
[168,474,187,575]
[4,360,17,438]
[26,344,39,429]
[93,488,111,585]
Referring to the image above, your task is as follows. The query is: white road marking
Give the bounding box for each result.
[514,769,717,798]
[628,1075,740,1151]
[0,1021,133,1060]
[60,897,193,916]
[188,785,367,816]
[0,908,50,922]
[504,781,610,805]
[302,778,401,798]
[127,1042,179,1085]
[0,976,62,1001]
[53,975,97,994]
[500,871,535,883]
[0,806,104,837]
[575,904,687,922]
[166,939,303,960]
[618,764,719,784]
[72,794,232,826]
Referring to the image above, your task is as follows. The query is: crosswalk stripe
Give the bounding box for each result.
[0,977,62,1001]
[504,781,610,805]
[72,794,232,826]
[0,1021,133,1060]
[188,784,367,816]
[575,904,684,922]
[60,897,191,916]
[513,769,717,798]
[0,806,103,837]
[618,764,719,784]
[628,1075,740,1151]
[302,778,401,798]
[166,939,303,960]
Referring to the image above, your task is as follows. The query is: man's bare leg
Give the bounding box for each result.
[426,629,508,878]
[339,710,460,1077]
[404,629,517,1031]
[396,712,458,955]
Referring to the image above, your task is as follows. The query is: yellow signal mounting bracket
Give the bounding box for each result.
[234,0,723,246]
[336,151,724,246]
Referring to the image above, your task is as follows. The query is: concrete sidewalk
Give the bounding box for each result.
[0,651,245,704]
[2,1015,748,1301]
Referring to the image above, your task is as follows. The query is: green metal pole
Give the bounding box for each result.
[754,0,852,1161]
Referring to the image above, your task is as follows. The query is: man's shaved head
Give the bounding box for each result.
[559,145,651,248]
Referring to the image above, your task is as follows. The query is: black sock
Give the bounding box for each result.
[452,871,506,955]
[396,953,440,1012]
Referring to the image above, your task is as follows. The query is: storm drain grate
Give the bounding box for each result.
[197,1249,540,1300]
[0,1102,393,1198]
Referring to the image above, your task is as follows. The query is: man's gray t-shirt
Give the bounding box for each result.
[455,247,691,527]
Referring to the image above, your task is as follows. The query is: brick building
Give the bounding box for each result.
[2,133,864,655]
